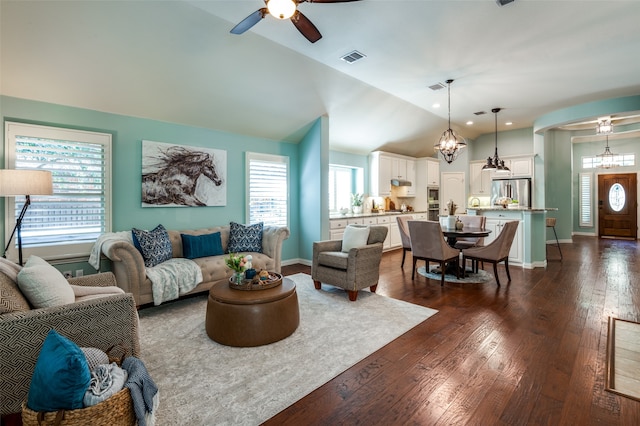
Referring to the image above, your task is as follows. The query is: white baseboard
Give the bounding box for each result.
[282,258,311,267]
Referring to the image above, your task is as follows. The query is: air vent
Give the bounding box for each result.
[340,50,366,64]
[474,111,487,115]
[428,82,446,91]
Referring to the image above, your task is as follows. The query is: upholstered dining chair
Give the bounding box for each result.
[408,220,460,286]
[312,225,388,301]
[461,220,519,286]
[396,215,413,268]
[453,214,487,249]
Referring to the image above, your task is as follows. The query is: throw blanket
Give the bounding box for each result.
[146,258,203,306]
[83,362,128,407]
[122,356,159,426]
[89,231,132,270]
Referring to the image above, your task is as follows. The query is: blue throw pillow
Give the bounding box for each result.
[131,224,173,267]
[228,222,263,253]
[27,329,91,412]
[181,232,224,259]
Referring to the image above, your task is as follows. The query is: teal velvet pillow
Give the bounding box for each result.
[181,232,224,259]
[27,329,91,412]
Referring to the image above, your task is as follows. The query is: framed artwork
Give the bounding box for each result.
[141,140,227,207]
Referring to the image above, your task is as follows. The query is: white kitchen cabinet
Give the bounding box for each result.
[484,217,523,264]
[501,156,533,178]
[405,159,416,196]
[469,161,492,195]
[389,222,401,248]
[370,152,417,197]
[376,216,392,249]
[426,158,439,186]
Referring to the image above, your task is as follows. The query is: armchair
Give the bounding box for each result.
[0,271,140,415]
[312,225,388,301]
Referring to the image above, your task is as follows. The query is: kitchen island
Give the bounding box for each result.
[329,211,428,251]
[466,207,557,268]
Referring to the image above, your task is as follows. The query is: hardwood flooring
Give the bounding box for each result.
[271,236,640,425]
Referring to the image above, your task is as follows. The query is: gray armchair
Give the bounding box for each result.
[312,225,388,301]
[0,271,140,415]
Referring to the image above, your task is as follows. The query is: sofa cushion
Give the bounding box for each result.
[132,224,173,267]
[341,225,371,253]
[17,256,75,309]
[27,329,91,412]
[228,222,263,253]
[318,251,349,270]
[181,232,224,259]
[0,271,30,313]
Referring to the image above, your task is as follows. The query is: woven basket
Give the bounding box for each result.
[21,387,135,426]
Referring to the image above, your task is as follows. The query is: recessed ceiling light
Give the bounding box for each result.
[432,103,440,108]
[466,121,473,125]
[505,122,513,126]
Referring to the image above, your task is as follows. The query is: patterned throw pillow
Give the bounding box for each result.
[131,224,173,267]
[227,222,263,253]
[0,271,30,314]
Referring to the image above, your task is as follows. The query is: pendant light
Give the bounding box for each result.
[482,108,510,173]
[596,117,613,135]
[434,79,466,164]
[597,135,618,169]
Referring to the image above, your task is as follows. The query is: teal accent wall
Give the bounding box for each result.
[544,130,572,241]
[0,95,303,266]
[298,116,329,261]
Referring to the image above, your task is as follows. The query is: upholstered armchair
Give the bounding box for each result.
[0,271,140,415]
[312,225,388,301]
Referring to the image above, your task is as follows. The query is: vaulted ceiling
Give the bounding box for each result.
[2,1,640,157]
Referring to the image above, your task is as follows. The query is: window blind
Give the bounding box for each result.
[579,172,592,227]
[247,153,288,227]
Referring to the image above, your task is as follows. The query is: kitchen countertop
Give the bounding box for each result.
[467,207,558,212]
[330,210,428,220]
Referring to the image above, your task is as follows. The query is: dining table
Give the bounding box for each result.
[441,226,492,248]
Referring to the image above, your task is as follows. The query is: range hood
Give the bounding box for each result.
[390,179,412,187]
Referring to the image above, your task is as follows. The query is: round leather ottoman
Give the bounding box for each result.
[205,278,299,347]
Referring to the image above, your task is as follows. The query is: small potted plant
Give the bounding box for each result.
[351,193,364,214]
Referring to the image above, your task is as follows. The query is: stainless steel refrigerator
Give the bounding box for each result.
[491,178,531,207]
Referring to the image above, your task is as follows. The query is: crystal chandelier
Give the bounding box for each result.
[597,135,618,169]
[434,79,466,164]
[596,117,613,135]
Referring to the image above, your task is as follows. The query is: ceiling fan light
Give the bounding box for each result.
[267,0,297,20]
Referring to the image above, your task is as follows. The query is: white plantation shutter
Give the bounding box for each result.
[5,122,111,261]
[247,153,288,227]
[579,172,592,227]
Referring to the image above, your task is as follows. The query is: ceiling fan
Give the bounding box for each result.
[230,0,360,43]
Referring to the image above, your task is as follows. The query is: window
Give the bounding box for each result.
[579,172,593,227]
[582,153,635,169]
[4,122,112,261]
[329,165,363,212]
[246,152,289,227]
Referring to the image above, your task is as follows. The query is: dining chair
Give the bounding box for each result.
[396,215,413,268]
[453,215,487,249]
[408,220,460,286]
[461,220,519,286]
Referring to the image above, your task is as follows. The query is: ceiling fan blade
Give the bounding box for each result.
[291,10,322,43]
[230,8,267,35]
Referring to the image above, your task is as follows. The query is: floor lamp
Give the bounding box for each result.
[0,169,53,265]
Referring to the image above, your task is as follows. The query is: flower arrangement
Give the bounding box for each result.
[225,252,247,273]
[447,199,458,216]
[351,193,364,207]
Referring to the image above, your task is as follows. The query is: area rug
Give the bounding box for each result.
[137,273,438,425]
[417,265,494,284]
[606,317,640,401]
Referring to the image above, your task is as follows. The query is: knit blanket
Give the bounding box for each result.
[146,258,203,306]
[89,231,132,270]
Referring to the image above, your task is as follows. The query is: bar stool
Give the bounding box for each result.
[546,217,562,260]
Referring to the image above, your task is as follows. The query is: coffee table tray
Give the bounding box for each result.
[229,272,283,291]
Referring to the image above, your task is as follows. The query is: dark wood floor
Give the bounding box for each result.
[269,236,640,425]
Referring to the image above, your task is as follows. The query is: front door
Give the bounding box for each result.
[598,173,637,239]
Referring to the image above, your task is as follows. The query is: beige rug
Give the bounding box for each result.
[606,317,640,401]
[138,273,438,425]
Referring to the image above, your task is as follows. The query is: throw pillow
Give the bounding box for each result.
[131,224,173,267]
[27,329,91,412]
[228,222,263,253]
[341,225,371,253]
[0,271,31,314]
[17,256,75,308]
[181,232,224,259]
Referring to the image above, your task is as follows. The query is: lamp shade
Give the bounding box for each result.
[0,170,53,196]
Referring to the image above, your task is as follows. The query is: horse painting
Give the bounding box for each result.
[142,143,226,207]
